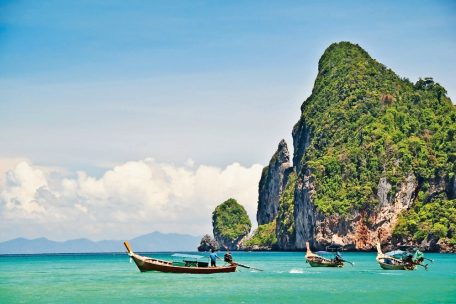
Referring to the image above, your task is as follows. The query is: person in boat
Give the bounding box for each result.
[333,252,343,263]
[209,249,221,267]
[402,252,414,266]
[224,251,233,263]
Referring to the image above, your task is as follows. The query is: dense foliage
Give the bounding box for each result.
[295,42,455,220]
[212,198,252,241]
[394,198,456,245]
[243,220,277,248]
[276,172,297,240]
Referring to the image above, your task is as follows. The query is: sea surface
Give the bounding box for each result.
[1,251,455,303]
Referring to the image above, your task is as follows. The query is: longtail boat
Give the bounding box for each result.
[305,242,352,267]
[376,243,430,270]
[124,241,237,274]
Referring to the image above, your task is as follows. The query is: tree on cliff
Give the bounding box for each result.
[212,198,252,250]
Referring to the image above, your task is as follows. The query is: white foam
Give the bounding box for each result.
[378,272,401,276]
[289,268,304,274]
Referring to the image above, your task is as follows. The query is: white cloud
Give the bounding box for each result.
[1,161,48,217]
[0,158,262,241]
[0,157,28,185]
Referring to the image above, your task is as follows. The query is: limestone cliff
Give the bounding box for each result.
[259,42,456,252]
[257,139,292,225]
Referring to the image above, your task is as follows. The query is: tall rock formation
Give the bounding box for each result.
[212,198,252,250]
[275,171,298,249]
[257,139,292,225]
[258,42,456,252]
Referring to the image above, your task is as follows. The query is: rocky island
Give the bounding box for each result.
[201,42,456,252]
[211,198,252,251]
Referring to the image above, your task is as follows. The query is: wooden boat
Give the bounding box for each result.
[376,243,428,270]
[124,241,237,274]
[305,242,345,267]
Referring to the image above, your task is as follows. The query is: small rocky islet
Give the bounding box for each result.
[199,42,456,253]
[198,198,252,251]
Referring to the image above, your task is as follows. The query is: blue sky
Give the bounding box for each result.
[0,1,455,240]
[1,0,455,171]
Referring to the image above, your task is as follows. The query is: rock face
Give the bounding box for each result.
[257,140,292,225]
[293,170,319,249]
[275,172,298,249]
[258,42,456,252]
[212,198,252,251]
[295,174,418,251]
[197,234,219,252]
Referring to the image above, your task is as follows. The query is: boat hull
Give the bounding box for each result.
[307,260,343,267]
[130,253,237,274]
[304,242,344,268]
[377,259,416,270]
[375,243,417,271]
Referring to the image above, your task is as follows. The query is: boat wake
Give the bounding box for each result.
[289,268,304,274]
[378,272,401,276]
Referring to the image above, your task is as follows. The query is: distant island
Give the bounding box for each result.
[201,42,456,253]
[0,231,201,254]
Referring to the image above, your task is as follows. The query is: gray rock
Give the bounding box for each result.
[292,119,311,174]
[446,173,456,199]
[197,234,219,252]
[293,170,318,250]
[377,177,392,207]
[256,140,292,225]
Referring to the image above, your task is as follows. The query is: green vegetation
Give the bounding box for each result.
[246,172,297,248]
[295,42,455,220]
[243,220,277,248]
[212,198,252,241]
[394,198,456,245]
[277,172,297,239]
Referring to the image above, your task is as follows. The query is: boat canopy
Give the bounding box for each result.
[171,253,207,261]
[385,250,405,257]
[316,251,341,256]
[385,249,424,262]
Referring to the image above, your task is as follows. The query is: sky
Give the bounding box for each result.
[0,0,455,241]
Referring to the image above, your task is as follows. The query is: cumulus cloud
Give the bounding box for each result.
[0,157,28,185]
[0,159,263,241]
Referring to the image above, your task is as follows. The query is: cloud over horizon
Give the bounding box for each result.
[0,159,263,242]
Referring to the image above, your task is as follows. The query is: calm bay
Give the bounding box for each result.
[1,252,455,303]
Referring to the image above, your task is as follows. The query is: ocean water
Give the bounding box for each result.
[1,251,455,303]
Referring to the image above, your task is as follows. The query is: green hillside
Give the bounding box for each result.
[292,42,455,246]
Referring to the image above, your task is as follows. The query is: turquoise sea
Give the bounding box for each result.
[1,252,455,303]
